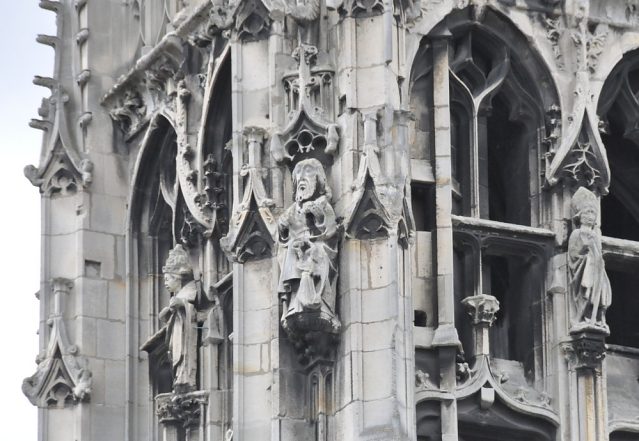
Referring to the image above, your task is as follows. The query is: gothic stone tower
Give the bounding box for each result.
[22,0,639,440]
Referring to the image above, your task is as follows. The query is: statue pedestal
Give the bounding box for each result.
[156,390,209,441]
[282,309,340,366]
[563,331,608,441]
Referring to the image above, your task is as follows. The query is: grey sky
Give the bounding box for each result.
[0,1,55,436]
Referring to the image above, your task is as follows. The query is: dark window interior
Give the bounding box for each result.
[412,182,436,232]
[607,267,639,348]
[486,94,531,226]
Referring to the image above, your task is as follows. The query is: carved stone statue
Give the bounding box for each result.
[278,158,340,336]
[568,187,611,333]
[160,244,199,391]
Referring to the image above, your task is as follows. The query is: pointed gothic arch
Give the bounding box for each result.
[409,7,561,439]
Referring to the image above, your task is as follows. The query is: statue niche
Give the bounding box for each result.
[159,244,200,392]
[568,187,612,334]
[278,158,341,361]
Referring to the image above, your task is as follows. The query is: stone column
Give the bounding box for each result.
[430,26,461,441]
[461,294,500,358]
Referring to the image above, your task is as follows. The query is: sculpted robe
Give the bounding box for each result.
[163,280,198,388]
[568,227,612,326]
[278,195,338,319]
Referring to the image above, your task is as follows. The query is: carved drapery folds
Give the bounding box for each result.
[159,245,200,391]
[278,159,341,364]
[567,187,611,335]
[222,127,276,262]
[23,279,92,407]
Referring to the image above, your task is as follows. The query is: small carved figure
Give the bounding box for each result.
[160,245,199,391]
[568,187,611,332]
[278,159,339,330]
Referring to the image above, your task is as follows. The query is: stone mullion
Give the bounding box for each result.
[430,30,460,441]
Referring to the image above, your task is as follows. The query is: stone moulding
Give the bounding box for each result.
[24,89,93,197]
[416,355,560,425]
[270,106,340,166]
[22,279,92,408]
[345,110,410,240]
[221,127,277,262]
[156,390,209,428]
[545,104,610,194]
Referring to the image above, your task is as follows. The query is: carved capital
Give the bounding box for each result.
[462,294,500,326]
[156,390,208,427]
[563,332,606,371]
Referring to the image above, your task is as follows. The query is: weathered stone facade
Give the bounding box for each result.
[22,0,639,440]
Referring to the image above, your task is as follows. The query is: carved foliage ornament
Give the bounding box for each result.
[563,333,606,371]
[156,390,208,427]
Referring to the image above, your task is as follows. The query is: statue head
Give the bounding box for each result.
[571,187,598,228]
[162,244,192,293]
[292,158,331,203]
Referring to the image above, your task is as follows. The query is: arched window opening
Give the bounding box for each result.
[598,50,639,350]
[411,10,558,435]
[133,119,181,397]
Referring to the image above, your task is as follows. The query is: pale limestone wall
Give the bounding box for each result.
[23,1,639,440]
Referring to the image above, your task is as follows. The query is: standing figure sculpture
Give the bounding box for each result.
[568,187,612,333]
[160,244,199,392]
[278,159,340,335]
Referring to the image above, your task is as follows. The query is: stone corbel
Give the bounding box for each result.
[156,390,209,433]
[562,333,606,371]
[221,127,276,262]
[22,279,92,407]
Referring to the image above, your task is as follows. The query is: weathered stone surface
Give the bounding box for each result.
[24,1,639,440]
